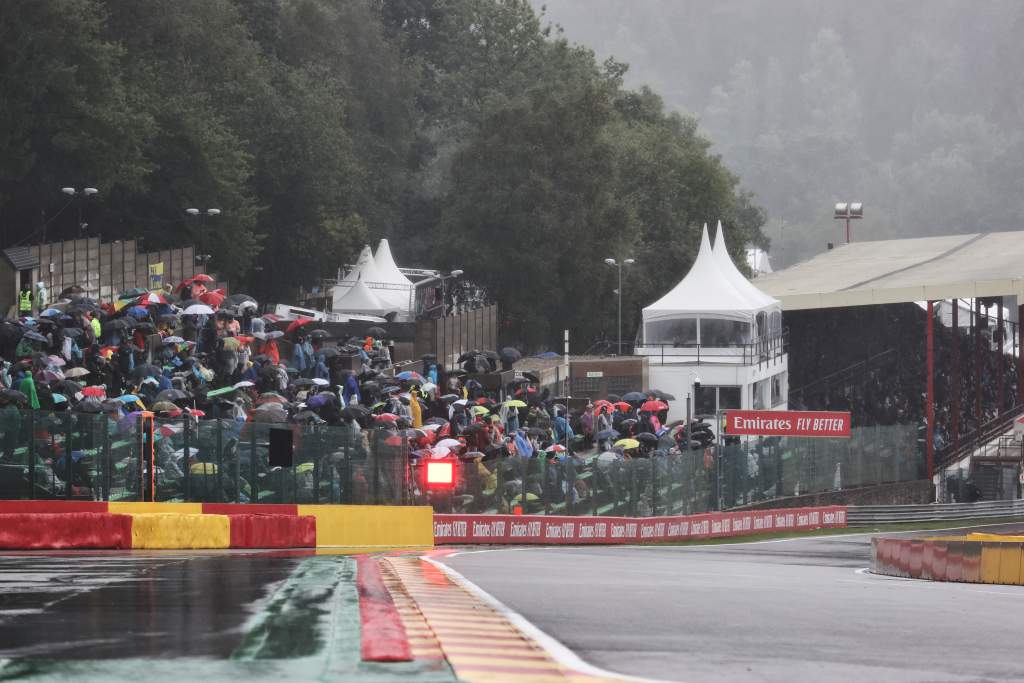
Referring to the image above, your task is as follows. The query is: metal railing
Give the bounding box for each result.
[936,402,1024,470]
[847,499,1024,526]
[635,332,787,369]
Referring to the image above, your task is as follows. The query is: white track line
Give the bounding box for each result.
[424,556,680,683]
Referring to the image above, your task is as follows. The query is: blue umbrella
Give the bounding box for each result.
[127,306,149,319]
[41,308,62,318]
[117,394,141,403]
[596,429,620,441]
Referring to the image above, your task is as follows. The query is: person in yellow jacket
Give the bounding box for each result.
[409,387,423,427]
[17,283,32,317]
[89,312,101,340]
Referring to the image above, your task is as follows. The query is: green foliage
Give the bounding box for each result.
[1,0,766,350]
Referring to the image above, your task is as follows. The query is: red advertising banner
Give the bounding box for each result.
[433,506,847,545]
[723,410,852,437]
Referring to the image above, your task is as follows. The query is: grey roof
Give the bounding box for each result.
[2,246,39,271]
[754,231,1024,310]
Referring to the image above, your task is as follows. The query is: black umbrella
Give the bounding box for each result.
[1,389,28,402]
[607,393,621,403]
[440,393,459,403]
[156,388,190,402]
[309,329,330,339]
[649,389,676,401]
[51,379,83,395]
[291,378,314,387]
[62,327,84,338]
[224,293,257,306]
[457,350,480,363]
[500,347,522,363]
[102,319,135,333]
[425,417,449,425]
[23,331,48,343]
[340,405,370,420]
[482,350,499,360]
[636,432,660,445]
[367,326,387,338]
[131,364,163,379]
[595,429,620,441]
[507,377,530,386]
[622,391,647,402]
[73,398,104,413]
[521,372,540,383]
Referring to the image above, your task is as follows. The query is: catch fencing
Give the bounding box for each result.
[433,423,923,517]
[0,409,411,505]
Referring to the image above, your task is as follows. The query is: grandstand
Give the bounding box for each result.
[757,231,1024,500]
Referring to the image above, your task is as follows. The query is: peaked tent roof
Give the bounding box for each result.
[342,245,385,284]
[712,221,779,310]
[373,239,413,286]
[332,273,390,313]
[643,224,777,323]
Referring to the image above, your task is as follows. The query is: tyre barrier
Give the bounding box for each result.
[434,505,848,545]
[871,534,1024,585]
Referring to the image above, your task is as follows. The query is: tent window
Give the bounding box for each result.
[645,318,697,345]
[699,319,750,347]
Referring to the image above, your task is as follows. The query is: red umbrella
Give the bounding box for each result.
[640,400,669,412]
[174,277,194,294]
[286,317,315,334]
[191,273,214,283]
[374,413,399,422]
[82,386,105,398]
[138,292,167,306]
[199,288,225,309]
[613,401,632,411]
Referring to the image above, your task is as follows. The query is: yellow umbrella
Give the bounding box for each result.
[470,405,490,416]
[503,399,527,408]
[614,438,640,449]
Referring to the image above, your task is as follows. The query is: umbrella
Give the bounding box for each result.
[131,364,163,379]
[74,398,105,413]
[311,377,330,386]
[291,378,314,388]
[51,393,67,404]
[613,402,632,411]
[521,372,540,383]
[424,417,449,426]
[319,347,341,358]
[595,429,620,441]
[137,292,167,306]
[436,438,463,450]
[499,347,522,362]
[224,293,257,307]
[374,413,399,422]
[221,337,243,351]
[263,330,284,340]
[46,355,66,367]
[607,393,621,403]
[503,399,527,408]
[340,405,370,420]
[234,380,255,389]
[636,432,660,445]
[191,273,214,283]
[82,386,106,398]
[649,389,676,401]
[182,304,215,315]
[440,394,459,403]
[640,400,669,412]
[0,389,28,402]
[51,379,83,395]
[199,289,225,308]
[367,326,386,338]
[163,336,185,344]
[156,389,190,402]
[309,329,330,339]
[286,317,315,334]
[23,331,47,343]
[396,370,423,382]
[614,438,640,449]
[152,401,180,413]
[429,446,451,459]
[206,386,237,398]
[40,308,63,318]
[545,444,567,453]
[470,405,490,416]
[622,391,647,402]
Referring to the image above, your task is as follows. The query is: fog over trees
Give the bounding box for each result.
[538,0,1024,267]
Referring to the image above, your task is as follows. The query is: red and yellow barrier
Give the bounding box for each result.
[872,535,1024,585]
[0,501,432,550]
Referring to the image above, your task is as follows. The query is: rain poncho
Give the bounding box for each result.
[19,374,40,410]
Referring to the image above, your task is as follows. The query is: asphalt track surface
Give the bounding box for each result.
[440,523,1024,683]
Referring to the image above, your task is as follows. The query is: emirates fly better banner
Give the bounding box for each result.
[724,410,852,438]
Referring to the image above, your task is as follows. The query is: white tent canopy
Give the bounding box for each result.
[373,239,413,287]
[712,221,778,310]
[338,242,411,309]
[332,273,390,314]
[641,223,780,346]
[342,245,385,284]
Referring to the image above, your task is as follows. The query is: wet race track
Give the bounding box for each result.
[1,525,1023,682]
[439,523,1024,683]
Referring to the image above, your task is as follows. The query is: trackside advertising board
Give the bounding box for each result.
[724,410,852,438]
[434,506,847,545]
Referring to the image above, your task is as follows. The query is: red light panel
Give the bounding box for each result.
[426,461,455,487]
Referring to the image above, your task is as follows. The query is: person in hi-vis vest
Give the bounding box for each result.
[17,282,32,317]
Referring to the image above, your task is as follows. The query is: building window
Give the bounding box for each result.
[771,372,786,407]
[572,377,601,394]
[694,385,742,416]
[607,376,641,395]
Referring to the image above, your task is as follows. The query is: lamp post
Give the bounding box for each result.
[59,187,98,240]
[833,202,863,244]
[604,257,635,355]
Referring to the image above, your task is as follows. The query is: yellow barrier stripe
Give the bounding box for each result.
[129,513,230,549]
[297,505,433,548]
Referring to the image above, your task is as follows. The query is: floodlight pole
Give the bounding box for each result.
[604,257,635,354]
[926,300,935,486]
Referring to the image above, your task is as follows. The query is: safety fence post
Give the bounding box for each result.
[64,412,73,500]
[215,419,224,503]
[249,423,258,503]
[182,417,191,502]
[102,416,111,501]
[26,411,36,500]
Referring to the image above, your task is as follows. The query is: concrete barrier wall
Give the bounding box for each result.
[872,535,1024,585]
[434,506,848,545]
[0,501,433,550]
